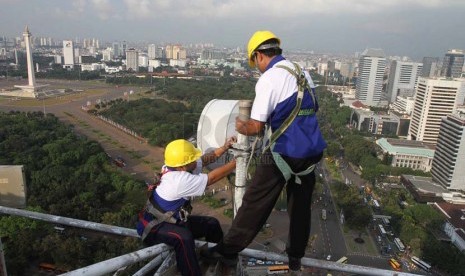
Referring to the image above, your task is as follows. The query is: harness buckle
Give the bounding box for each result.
[178,201,193,222]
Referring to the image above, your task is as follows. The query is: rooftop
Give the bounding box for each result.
[376,138,435,158]
[361,48,386,58]
[433,202,465,230]
[402,175,448,194]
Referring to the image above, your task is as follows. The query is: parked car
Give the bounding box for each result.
[326,255,332,261]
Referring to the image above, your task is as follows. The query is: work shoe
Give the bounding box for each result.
[200,246,238,267]
[288,256,301,271]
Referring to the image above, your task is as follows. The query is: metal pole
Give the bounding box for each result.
[234,100,252,216]
[60,244,168,276]
[0,206,138,238]
[154,251,175,276]
[132,250,169,276]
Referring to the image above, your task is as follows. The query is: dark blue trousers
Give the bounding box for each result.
[144,215,223,276]
[215,150,323,259]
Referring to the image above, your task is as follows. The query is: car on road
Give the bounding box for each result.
[326,255,332,261]
[114,156,126,167]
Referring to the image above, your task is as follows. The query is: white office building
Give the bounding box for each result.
[356,48,386,106]
[431,110,465,191]
[138,54,148,67]
[63,40,75,69]
[409,77,465,145]
[386,61,423,103]
[148,59,161,69]
[102,47,112,61]
[169,59,187,68]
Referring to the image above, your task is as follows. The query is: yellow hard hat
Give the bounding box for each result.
[164,139,202,167]
[247,30,280,68]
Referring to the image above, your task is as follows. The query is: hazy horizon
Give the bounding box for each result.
[1,0,465,60]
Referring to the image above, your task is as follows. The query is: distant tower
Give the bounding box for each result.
[355,48,386,106]
[13,26,45,98]
[23,26,36,88]
[14,48,18,66]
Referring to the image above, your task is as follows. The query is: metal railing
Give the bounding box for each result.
[0,206,421,276]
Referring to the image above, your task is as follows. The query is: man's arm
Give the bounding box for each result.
[206,159,236,186]
[235,117,265,136]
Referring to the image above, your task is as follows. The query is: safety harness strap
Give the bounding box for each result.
[270,144,316,185]
[262,62,316,153]
[141,199,176,241]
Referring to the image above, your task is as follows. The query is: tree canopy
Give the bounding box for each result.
[0,111,143,275]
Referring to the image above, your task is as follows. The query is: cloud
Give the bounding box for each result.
[119,0,465,20]
[72,0,87,13]
[89,0,114,20]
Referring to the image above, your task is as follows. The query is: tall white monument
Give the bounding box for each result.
[13,26,47,98]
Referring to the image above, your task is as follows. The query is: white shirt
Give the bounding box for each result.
[156,159,208,201]
[251,59,315,123]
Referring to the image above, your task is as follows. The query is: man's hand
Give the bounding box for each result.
[223,136,237,149]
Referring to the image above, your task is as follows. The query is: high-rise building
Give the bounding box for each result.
[112,42,120,57]
[200,49,227,60]
[409,77,465,145]
[102,47,113,61]
[441,49,464,78]
[74,48,80,64]
[355,48,386,106]
[138,54,148,67]
[165,45,173,59]
[421,57,439,77]
[386,61,423,103]
[125,48,138,72]
[148,44,157,59]
[63,40,75,69]
[155,46,164,59]
[339,62,355,79]
[431,110,465,191]
[178,48,187,60]
[121,41,128,57]
[317,63,328,76]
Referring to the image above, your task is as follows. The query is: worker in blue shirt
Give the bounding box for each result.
[201,30,327,272]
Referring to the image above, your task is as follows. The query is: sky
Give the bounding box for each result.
[1,0,465,60]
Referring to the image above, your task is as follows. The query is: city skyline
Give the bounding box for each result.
[1,0,465,60]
